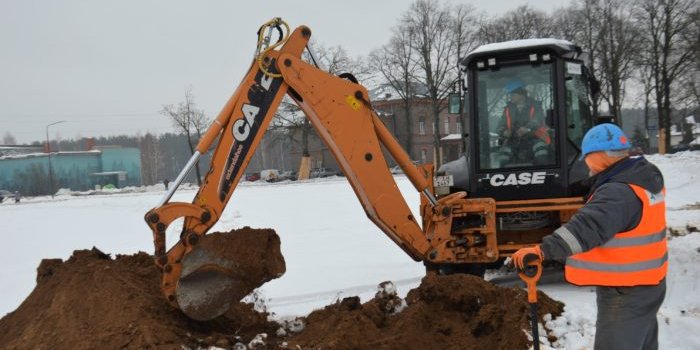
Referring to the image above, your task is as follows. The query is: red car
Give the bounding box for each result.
[244,173,261,182]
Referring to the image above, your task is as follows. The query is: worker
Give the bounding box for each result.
[512,123,667,350]
[496,79,552,166]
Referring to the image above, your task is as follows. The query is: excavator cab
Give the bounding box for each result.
[443,39,594,200]
[434,40,596,265]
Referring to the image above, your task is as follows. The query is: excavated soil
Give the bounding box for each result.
[285,274,563,350]
[0,227,564,350]
[0,227,284,350]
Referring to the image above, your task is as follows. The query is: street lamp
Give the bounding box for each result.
[46,120,66,198]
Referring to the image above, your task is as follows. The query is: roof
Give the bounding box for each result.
[0,150,101,160]
[91,171,127,176]
[440,133,463,141]
[470,39,575,56]
[462,38,579,68]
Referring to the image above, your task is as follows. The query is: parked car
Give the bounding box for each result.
[244,173,261,182]
[310,168,338,178]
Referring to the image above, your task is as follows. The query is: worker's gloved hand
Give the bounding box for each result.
[511,245,544,270]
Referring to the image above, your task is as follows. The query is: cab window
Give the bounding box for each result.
[564,61,592,164]
[475,62,556,170]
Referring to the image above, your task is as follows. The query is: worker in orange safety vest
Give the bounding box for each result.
[497,79,552,166]
[512,123,667,350]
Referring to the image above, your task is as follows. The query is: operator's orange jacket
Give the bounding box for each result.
[565,184,668,286]
[503,103,551,144]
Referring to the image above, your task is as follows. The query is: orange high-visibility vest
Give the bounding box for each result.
[504,104,551,144]
[565,184,668,286]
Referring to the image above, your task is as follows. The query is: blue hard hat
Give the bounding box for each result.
[580,123,630,159]
[505,79,526,93]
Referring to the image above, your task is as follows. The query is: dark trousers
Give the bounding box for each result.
[594,279,666,350]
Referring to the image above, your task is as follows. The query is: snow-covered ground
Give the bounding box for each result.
[1,152,699,349]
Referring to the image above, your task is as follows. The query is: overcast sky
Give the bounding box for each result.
[0,0,565,144]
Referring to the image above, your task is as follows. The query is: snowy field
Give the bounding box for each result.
[1,152,699,349]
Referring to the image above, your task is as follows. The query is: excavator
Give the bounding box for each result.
[144,18,596,321]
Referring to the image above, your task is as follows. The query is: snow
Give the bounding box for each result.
[440,133,463,141]
[467,38,575,58]
[1,152,700,349]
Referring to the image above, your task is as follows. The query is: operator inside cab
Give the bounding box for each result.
[496,79,553,166]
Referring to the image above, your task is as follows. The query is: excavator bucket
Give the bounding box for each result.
[173,229,286,321]
[175,244,248,321]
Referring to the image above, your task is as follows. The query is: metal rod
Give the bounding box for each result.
[157,151,201,207]
[422,188,439,207]
[530,302,540,350]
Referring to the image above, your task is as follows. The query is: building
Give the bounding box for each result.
[0,145,142,195]
[371,84,465,167]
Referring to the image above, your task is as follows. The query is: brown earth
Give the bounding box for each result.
[285,274,563,350]
[0,227,284,350]
[0,227,564,350]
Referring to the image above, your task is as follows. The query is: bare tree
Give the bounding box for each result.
[451,3,479,141]
[551,5,585,41]
[139,133,162,185]
[402,0,458,167]
[635,0,697,153]
[161,88,210,185]
[369,27,420,156]
[477,5,554,44]
[573,0,605,117]
[597,0,640,124]
[2,131,17,145]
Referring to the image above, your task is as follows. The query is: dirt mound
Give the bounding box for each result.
[285,274,564,350]
[0,227,284,350]
[0,226,565,350]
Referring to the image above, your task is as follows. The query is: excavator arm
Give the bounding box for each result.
[144,19,495,320]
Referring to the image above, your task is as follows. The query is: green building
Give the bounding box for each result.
[0,146,141,195]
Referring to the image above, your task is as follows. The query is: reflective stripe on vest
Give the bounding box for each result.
[504,105,551,145]
[565,184,668,286]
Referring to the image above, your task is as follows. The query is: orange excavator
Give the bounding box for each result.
[145,18,596,320]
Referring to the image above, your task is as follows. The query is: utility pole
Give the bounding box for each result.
[46,121,66,198]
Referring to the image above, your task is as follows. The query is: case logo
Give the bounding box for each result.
[486,171,547,186]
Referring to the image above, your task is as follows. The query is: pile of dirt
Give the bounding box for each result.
[285,274,563,350]
[0,227,284,350]
[0,226,565,350]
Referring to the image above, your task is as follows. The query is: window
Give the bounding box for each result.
[420,149,427,164]
[419,117,426,135]
[564,61,592,164]
[444,118,450,134]
[456,119,462,134]
[475,62,556,170]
